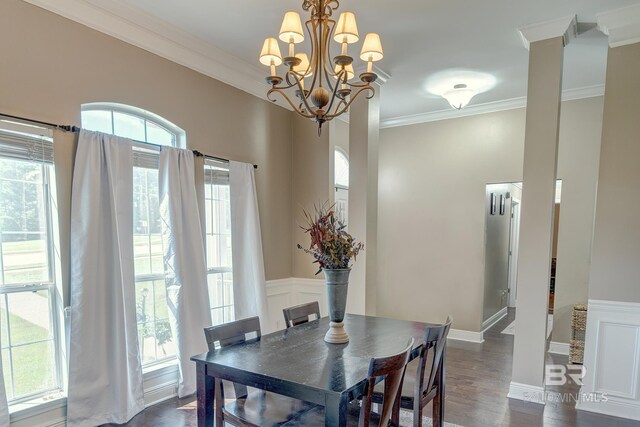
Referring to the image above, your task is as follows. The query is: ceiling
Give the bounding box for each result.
[48,0,640,122]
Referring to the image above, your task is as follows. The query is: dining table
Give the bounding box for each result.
[191,313,428,427]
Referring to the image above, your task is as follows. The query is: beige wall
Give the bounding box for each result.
[0,0,294,293]
[291,115,331,278]
[588,43,640,304]
[549,97,603,343]
[378,96,603,332]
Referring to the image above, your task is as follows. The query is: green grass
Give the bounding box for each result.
[1,309,55,400]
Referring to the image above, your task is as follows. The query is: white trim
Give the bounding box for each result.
[548,341,570,355]
[447,329,484,344]
[481,307,508,332]
[587,299,640,312]
[597,5,640,48]
[143,381,179,408]
[517,15,578,50]
[9,397,66,427]
[380,85,605,129]
[507,382,546,404]
[22,0,276,107]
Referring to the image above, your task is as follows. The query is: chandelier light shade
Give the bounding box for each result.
[442,84,478,110]
[260,0,384,134]
[279,12,305,44]
[334,63,354,80]
[260,37,283,76]
[334,12,359,44]
[293,53,312,77]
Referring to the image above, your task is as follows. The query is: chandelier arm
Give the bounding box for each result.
[325,0,339,16]
[304,18,320,93]
[324,86,375,119]
[322,18,337,92]
[267,88,316,119]
[289,71,318,115]
[324,69,346,114]
[325,19,339,81]
[330,97,346,116]
[345,81,371,89]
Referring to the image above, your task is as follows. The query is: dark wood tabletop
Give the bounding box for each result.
[191,313,428,427]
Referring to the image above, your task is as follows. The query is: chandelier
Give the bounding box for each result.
[259,1,384,134]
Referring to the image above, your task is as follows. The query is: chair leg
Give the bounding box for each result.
[413,401,422,427]
[215,378,225,427]
[433,352,446,427]
[391,394,400,426]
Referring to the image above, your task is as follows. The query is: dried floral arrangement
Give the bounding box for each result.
[297,204,364,274]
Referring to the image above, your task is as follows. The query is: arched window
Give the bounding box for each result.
[80,103,186,366]
[81,103,185,148]
[334,148,349,226]
[334,147,349,188]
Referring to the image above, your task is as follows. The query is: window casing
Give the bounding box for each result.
[0,121,63,404]
[204,160,234,325]
[81,104,185,367]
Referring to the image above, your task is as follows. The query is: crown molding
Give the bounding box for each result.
[597,4,640,48]
[518,15,578,50]
[380,84,604,129]
[22,0,392,113]
[22,0,288,108]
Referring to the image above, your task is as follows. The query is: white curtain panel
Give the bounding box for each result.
[67,131,144,426]
[229,161,269,327]
[159,147,211,397]
[0,331,8,426]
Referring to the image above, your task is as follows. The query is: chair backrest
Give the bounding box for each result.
[204,316,262,351]
[282,301,321,328]
[360,338,414,427]
[415,316,453,399]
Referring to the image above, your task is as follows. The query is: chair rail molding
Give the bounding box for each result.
[577,299,640,421]
[548,341,570,356]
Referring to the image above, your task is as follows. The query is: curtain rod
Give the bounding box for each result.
[192,151,257,169]
[0,113,79,132]
[0,112,258,169]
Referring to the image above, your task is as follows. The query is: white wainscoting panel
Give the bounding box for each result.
[577,300,640,421]
[265,278,326,333]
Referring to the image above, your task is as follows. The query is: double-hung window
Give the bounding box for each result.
[204,160,234,325]
[81,103,185,367]
[0,120,63,404]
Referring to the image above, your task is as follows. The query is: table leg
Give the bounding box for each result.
[325,393,348,427]
[196,362,215,427]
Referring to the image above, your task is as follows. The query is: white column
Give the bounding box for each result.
[508,15,576,403]
[578,6,640,421]
[347,79,383,315]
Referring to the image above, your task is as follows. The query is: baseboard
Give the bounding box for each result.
[548,341,570,355]
[576,396,640,421]
[448,328,484,343]
[507,381,546,405]
[143,380,178,408]
[481,307,508,332]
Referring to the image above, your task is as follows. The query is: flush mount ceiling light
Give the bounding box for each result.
[442,84,478,110]
[259,1,384,134]
[424,70,497,111]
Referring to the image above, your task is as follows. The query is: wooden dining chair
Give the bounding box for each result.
[204,316,313,427]
[282,338,415,427]
[373,316,453,427]
[282,301,321,328]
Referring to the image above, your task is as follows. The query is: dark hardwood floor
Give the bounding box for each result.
[109,310,638,427]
